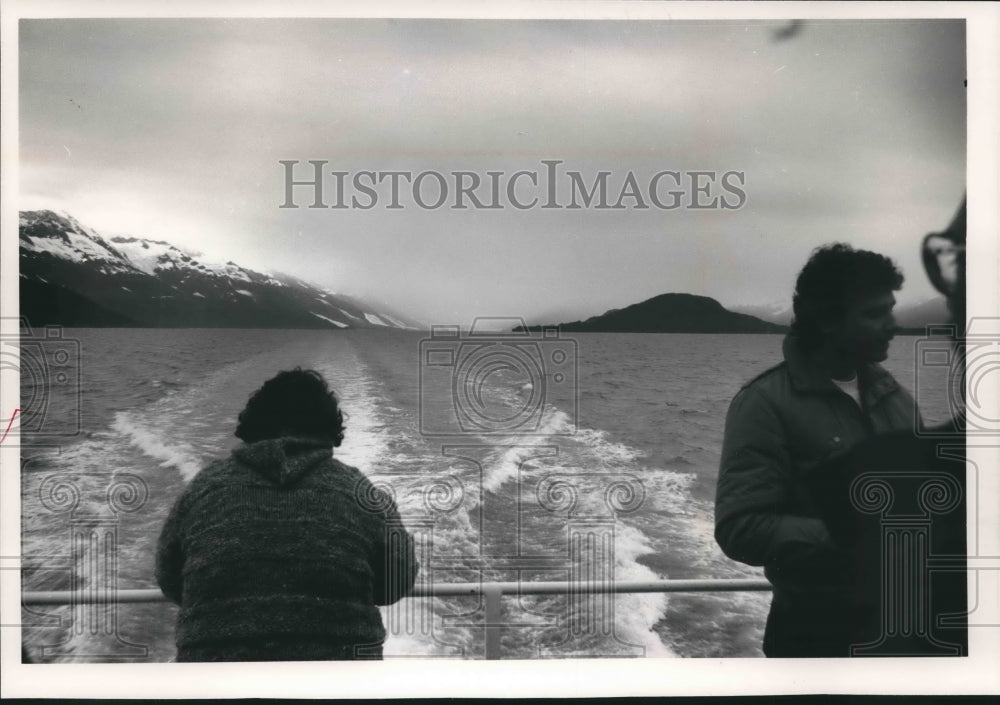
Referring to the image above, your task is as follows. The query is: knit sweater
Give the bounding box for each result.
[155,436,418,661]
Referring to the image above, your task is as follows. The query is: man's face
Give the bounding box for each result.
[827,290,898,364]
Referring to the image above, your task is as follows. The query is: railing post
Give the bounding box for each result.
[484,583,502,660]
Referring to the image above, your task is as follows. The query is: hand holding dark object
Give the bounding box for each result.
[765,514,852,589]
[806,429,967,655]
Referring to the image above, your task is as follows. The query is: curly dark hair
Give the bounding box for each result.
[235,368,346,446]
[791,243,904,350]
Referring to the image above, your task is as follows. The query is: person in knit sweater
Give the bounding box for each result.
[155,368,418,661]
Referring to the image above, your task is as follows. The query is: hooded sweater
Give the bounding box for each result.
[155,436,417,660]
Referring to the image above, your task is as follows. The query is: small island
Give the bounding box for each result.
[515,293,787,334]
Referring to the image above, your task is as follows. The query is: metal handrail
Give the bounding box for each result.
[22,578,771,604]
[21,578,772,660]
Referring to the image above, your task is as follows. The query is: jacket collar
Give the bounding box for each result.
[783,335,899,404]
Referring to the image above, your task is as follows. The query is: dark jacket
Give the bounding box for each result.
[808,427,967,656]
[715,336,917,656]
[155,436,418,661]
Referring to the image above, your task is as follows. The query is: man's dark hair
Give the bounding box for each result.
[791,243,904,350]
[235,368,346,445]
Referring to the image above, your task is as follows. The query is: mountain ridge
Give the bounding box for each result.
[19,210,421,330]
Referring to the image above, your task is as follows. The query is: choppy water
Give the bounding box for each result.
[19,329,951,661]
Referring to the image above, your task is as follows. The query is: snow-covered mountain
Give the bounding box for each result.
[19,210,421,329]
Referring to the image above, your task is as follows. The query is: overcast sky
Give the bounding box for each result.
[20,18,966,324]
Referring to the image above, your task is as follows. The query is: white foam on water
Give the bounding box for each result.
[21,415,208,661]
[573,426,646,466]
[612,523,675,657]
[640,469,697,516]
[479,406,574,493]
[381,624,443,657]
[533,418,675,657]
[310,354,390,478]
[112,410,203,481]
[464,384,679,658]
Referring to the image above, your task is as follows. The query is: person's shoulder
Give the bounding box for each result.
[733,361,789,403]
[183,454,241,491]
[330,460,400,516]
[723,363,791,424]
[164,455,241,515]
[326,458,382,498]
[329,457,367,481]
[740,360,788,389]
[330,456,358,470]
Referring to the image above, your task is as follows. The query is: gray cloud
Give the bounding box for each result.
[20,18,966,323]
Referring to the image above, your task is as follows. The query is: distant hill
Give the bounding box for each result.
[19,210,421,329]
[515,293,787,334]
[894,296,952,333]
[730,297,953,334]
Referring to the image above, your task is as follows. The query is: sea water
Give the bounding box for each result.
[19,329,952,660]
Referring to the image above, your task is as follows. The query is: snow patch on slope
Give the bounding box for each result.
[312,312,349,328]
[202,262,252,283]
[21,225,124,265]
[109,238,188,276]
[380,314,408,328]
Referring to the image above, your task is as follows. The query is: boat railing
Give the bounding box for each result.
[21,578,772,660]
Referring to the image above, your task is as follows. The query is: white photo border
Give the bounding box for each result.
[1,0,998,698]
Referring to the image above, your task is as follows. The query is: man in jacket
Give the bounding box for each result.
[807,199,968,657]
[156,368,418,661]
[715,244,917,657]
